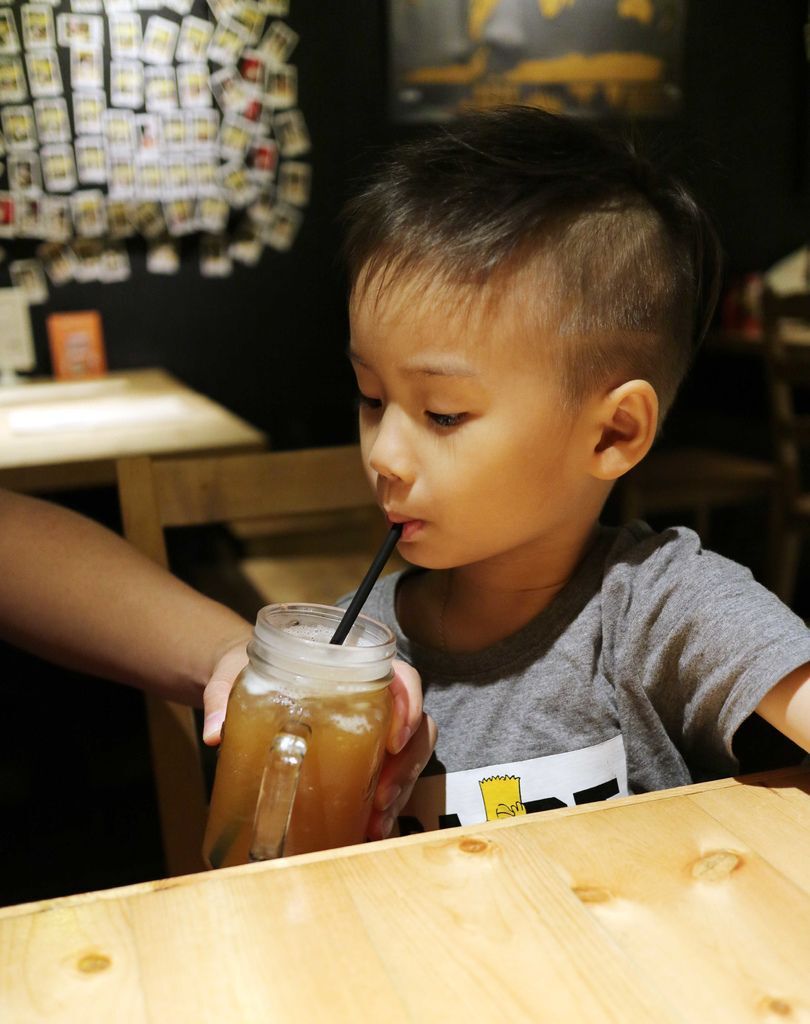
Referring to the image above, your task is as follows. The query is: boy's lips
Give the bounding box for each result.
[385,512,425,541]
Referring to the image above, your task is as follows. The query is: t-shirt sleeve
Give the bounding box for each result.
[605,525,810,777]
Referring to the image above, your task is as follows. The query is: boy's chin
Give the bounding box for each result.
[397,547,459,571]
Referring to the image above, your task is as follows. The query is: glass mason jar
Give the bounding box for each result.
[203,603,396,869]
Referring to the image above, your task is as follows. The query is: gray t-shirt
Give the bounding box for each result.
[342,522,810,834]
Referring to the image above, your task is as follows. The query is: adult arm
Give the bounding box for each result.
[0,487,252,716]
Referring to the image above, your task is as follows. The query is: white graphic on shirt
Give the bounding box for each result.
[398,733,628,835]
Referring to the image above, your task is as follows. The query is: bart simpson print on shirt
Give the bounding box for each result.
[479,775,527,820]
[396,733,629,836]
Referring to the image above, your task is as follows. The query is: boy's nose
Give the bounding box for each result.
[367,409,414,486]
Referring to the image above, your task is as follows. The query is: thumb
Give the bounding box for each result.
[202,642,249,745]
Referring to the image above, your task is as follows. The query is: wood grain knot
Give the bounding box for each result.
[691,849,743,881]
[77,953,112,974]
[572,885,612,904]
[458,838,489,854]
[758,995,794,1018]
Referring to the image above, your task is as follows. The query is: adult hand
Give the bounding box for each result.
[366,658,437,841]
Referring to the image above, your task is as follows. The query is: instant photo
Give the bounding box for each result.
[131,200,164,238]
[2,106,37,150]
[274,108,310,156]
[262,200,300,251]
[42,194,71,240]
[75,135,106,183]
[107,152,136,197]
[246,137,277,180]
[37,240,74,284]
[146,235,179,273]
[56,12,103,48]
[110,60,144,107]
[0,57,27,103]
[141,15,178,64]
[177,63,211,108]
[276,160,310,205]
[136,158,162,198]
[259,20,298,64]
[163,196,196,234]
[0,191,15,237]
[106,198,135,238]
[71,45,104,90]
[34,97,70,143]
[196,192,228,232]
[207,19,245,66]
[16,195,44,237]
[0,11,21,55]
[218,115,252,160]
[199,233,231,277]
[26,50,63,98]
[109,12,141,58]
[145,65,177,110]
[265,64,296,109]
[70,188,107,236]
[41,143,77,191]
[162,109,186,147]
[176,16,212,62]
[97,240,131,281]
[102,107,136,150]
[230,5,264,46]
[8,151,41,193]
[22,6,56,50]
[188,108,219,146]
[72,90,105,133]
[10,259,48,303]
[135,111,162,153]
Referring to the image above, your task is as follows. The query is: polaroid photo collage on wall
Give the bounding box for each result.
[0,0,309,300]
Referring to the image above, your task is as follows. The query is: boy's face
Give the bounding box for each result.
[349,274,600,571]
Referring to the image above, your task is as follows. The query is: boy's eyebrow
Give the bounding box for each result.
[348,348,478,378]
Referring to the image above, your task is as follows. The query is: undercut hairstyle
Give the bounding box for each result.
[342,106,723,416]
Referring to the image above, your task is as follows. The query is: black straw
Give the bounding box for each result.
[330,523,403,644]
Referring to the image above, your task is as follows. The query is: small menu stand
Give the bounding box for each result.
[0,288,34,388]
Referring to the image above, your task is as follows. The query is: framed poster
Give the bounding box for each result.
[389,0,685,123]
[0,287,35,380]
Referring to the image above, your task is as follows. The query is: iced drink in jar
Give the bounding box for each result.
[203,604,395,868]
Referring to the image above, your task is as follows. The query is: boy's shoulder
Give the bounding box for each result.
[595,520,808,665]
[598,519,745,587]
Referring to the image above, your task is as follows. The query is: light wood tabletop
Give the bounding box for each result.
[2,765,809,1023]
[0,368,266,493]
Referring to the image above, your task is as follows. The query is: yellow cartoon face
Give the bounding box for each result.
[478,775,527,820]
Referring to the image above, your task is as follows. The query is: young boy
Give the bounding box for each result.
[341,106,810,836]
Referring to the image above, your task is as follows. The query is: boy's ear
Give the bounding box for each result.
[587,380,659,481]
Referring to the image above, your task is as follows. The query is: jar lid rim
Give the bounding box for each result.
[253,603,396,667]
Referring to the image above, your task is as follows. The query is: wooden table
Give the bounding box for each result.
[0,368,266,493]
[2,765,809,1023]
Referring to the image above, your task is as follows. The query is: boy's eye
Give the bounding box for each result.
[427,411,467,429]
[356,392,382,411]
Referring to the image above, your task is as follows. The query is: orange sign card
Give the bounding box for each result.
[46,310,107,379]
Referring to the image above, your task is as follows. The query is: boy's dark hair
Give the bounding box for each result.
[342,106,722,415]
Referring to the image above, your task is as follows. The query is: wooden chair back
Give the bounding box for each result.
[115,444,378,876]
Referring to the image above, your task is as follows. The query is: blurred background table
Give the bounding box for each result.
[2,765,809,1023]
[0,368,266,494]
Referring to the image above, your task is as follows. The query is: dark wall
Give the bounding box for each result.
[8,1,810,450]
[678,0,808,273]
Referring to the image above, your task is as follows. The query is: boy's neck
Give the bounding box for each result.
[398,523,600,653]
